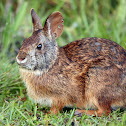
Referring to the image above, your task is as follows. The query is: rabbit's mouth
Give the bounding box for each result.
[16,56,28,65]
[16,55,34,70]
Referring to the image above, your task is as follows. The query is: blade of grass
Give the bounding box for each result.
[13,2,28,32]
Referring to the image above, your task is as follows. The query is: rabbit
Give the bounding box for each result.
[16,8,126,116]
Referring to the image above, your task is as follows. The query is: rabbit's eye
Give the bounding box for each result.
[37,44,42,50]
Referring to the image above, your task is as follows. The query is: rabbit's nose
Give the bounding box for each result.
[16,51,27,64]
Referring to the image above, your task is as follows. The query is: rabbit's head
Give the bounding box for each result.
[16,9,64,74]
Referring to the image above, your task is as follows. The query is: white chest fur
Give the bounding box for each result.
[33,97,53,107]
[19,68,53,107]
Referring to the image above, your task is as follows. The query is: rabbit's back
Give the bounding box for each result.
[63,37,126,69]
[63,37,126,108]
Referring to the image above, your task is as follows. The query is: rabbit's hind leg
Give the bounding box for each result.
[74,102,111,117]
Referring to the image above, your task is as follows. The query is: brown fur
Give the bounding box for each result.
[16,9,126,116]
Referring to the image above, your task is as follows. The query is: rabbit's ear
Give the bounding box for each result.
[43,12,64,39]
[31,8,43,32]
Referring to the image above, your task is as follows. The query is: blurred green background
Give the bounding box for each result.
[0,0,126,125]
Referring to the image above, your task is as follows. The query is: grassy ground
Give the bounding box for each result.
[0,0,126,125]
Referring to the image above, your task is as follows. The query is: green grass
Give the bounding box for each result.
[0,0,126,125]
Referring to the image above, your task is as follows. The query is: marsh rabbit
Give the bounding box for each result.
[16,9,126,116]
